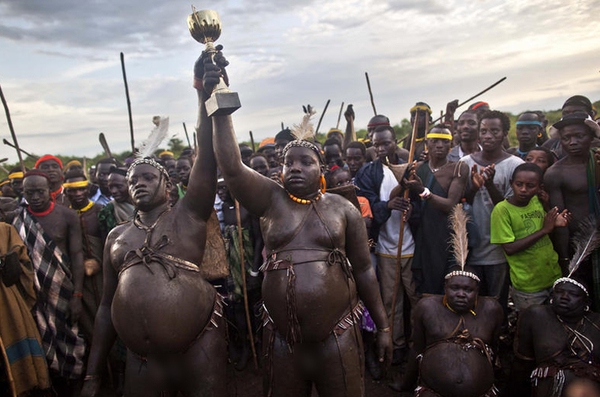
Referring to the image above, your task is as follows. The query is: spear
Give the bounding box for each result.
[336,102,345,129]
[0,83,26,172]
[315,99,331,135]
[99,133,113,158]
[430,77,507,124]
[120,52,135,153]
[365,72,377,116]
[389,112,419,338]
[2,139,37,159]
[183,122,192,148]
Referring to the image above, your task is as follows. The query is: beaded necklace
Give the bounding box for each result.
[287,191,322,205]
[443,294,477,316]
[28,202,55,217]
[71,201,94,214]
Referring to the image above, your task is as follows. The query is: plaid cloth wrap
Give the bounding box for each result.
[13,209,86,379]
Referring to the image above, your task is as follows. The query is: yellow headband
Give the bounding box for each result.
[159,150,174,157]
[0,180,10,187]
[63,180,89,189]
[426,133,452,140]
[8,172,24,179]
[410,105,432,114]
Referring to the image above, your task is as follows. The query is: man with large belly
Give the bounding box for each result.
[207,52,392,396]
[394,269,503,397]
[81,84,224,397]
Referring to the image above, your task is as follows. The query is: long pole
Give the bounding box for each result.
[365,72,377,116]
[249,131,255,152]
[431,77,507,124]
[315,99,331,135]
[183,122,192,148]
[0,83,25,172]
[389,112,419,338]
[235,200,259,370]
[336,102,345,129]
[2,139,36,159]
[120,52,135,153]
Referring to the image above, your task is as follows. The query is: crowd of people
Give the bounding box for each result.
[0,54,599,397]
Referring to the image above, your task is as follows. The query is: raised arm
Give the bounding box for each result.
[201,51,279,217]
[342,104,356,151]
[81,231,120,397]
[180,84,217,222]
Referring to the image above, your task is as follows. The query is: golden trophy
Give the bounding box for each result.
[188,8,241,117]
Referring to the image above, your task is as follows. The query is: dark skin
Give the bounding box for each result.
[37,159,63,192]
[345,147,365,177]
[525,149,552,173]
[176,157,192,187]
[324,143,342,170]
[465,118,512,205]
[249,155,269,177]
[399,276,503,396]
[372,129,412,214]
[456,112,481,156]
[513,112,542,154]
[96,162,115,196]
[108,172,132,204]
[404,131,469,214]
[329,169,372,230]
[515,282,600,396]
[23,175,84,322]
[343,104,356,150]
[81,85,223,397]
[209,64,392,396]
[501,170,570,256]
[544,125,594,262]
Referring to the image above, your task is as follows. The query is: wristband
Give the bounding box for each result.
[419,187,432,200]
[73,291,83,298]
[249,270,260,277]
[84,375,100,381]
[378,327,391,333]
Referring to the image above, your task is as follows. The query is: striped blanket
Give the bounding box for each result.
[13,209,85,379]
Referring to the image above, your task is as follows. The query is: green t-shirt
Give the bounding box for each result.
[490,196,561,292]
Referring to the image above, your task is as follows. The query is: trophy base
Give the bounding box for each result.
[206,91,241,117]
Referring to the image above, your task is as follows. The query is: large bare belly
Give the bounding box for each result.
[420,342,494,397]
[112,262,215,356]
[263,261,355,342]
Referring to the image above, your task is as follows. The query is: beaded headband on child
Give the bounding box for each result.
[553,277,589,297]
[445,270,480,283]
[126,158,169,181]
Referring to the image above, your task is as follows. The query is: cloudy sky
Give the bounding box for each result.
[0,0,598,164]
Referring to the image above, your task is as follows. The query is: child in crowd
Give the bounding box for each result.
[524,146,554,174]
[490,163,570,312]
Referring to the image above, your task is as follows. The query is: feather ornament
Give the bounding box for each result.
[449,203,470,270]
[568,215,600,277]
[137,116,170,159]
[291,107,316,141]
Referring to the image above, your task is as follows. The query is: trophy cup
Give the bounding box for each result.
[188,8,241,117]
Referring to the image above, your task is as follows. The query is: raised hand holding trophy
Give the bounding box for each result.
[188,7,241,117]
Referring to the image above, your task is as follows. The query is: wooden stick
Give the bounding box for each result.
[193,132,197,152]
[2,139,36,159]
[315,99,331,135]
[235,200,259,370]
[431,77,507,124]
[183,122,192,148]
[83,156,88,179]
[365,72,377,116]
[120,52,135,153]
[0,334,17,397]
[389,112,419,338]
[99,133,113,158]
[0,83,25,172]
[336,102,345,129]
[249,131,255,152]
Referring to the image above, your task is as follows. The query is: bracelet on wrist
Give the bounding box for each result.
[419,187,432,200]
[249,270,260,277]
[84,375,100,381]
[378,327,391,333]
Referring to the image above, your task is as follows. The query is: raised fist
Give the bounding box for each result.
[193,45,230,95]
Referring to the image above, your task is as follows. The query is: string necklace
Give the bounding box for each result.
[443,294,476,316]
[133,207,171,232]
